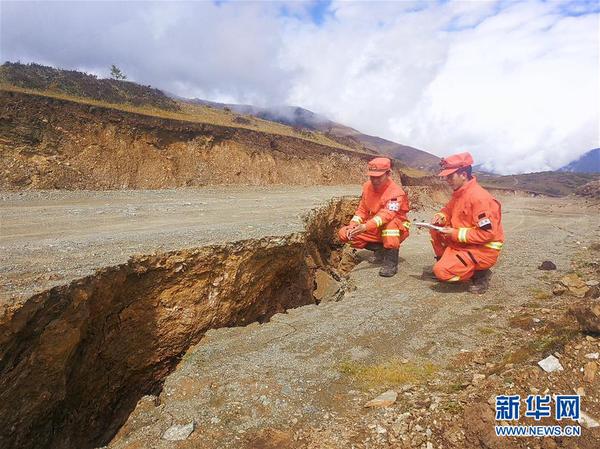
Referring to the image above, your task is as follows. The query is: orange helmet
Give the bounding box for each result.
[367,157,391,177]
[438,152,474,177]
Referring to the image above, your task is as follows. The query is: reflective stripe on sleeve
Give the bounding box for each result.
[350,215,363,223]
[373,216,384,227]
[458,227,469,243]
[484,241,504,250]
[403,221,411,229]
[381,229,401,237]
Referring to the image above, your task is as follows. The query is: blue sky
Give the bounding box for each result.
[1,0,598,173]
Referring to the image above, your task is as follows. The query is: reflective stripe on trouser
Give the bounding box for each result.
[430,231,501,282]
[338,219,409,249]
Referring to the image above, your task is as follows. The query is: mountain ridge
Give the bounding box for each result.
[559,148,600,173]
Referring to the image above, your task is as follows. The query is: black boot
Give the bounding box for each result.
[422,256,441,280]
[469,269,492,294]
[379,248,399,277]
[365,243,384,264]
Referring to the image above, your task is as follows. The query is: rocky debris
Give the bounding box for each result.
[559,273,589,297]
[538,260,557,270]
[538,355,563,372]
[579,411,600,429]
[162,422,195,441]
[364,390,398,408]
[585,352,599,359]
[570,299,600,334]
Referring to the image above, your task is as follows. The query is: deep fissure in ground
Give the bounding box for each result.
[0,198,358,449]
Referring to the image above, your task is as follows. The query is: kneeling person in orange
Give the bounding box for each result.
[430,152,504,293]
[338,157,411,277]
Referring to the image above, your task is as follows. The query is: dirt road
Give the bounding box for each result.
[0,186,359,303]
[105,194,600,449]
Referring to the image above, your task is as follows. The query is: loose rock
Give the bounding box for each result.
[560,273,589,297]
[552,283,567,296]
[472,374,486,385]
[162,422,195,441]
[583,361,597,382]
[538,261,557,270]
[364,390,398,408]
[538,355,563,373]
[579,411,600,429]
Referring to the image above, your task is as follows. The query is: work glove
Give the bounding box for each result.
[432,213,446,226]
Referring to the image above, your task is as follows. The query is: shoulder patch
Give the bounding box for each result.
[387,200,400,212]
[478,217,492,230]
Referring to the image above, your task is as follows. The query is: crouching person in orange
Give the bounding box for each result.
[430,152,504,293]
[338,157,411,277]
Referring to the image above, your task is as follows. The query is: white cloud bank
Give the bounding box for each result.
[1,0,598,173]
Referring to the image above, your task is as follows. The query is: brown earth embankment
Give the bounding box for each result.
[0,90,434,190]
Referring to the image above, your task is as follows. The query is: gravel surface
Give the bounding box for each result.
[0,186,360,303]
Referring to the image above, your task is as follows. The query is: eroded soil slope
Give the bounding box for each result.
[0,90,427,190]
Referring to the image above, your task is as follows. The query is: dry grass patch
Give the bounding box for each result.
[339,358,438,387]
[529,287,552,301]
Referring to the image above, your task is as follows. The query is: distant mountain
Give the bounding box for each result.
[559,148,600,173]
[188,99,440,171]
[477,171,599,197]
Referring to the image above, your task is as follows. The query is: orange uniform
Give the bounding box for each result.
[338,178,410,249]
[431,177,504,281]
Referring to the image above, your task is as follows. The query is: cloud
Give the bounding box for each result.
[1,1,294,104]
[1,0,598,173]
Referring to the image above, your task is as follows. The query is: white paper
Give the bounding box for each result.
[413,222,445,232]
